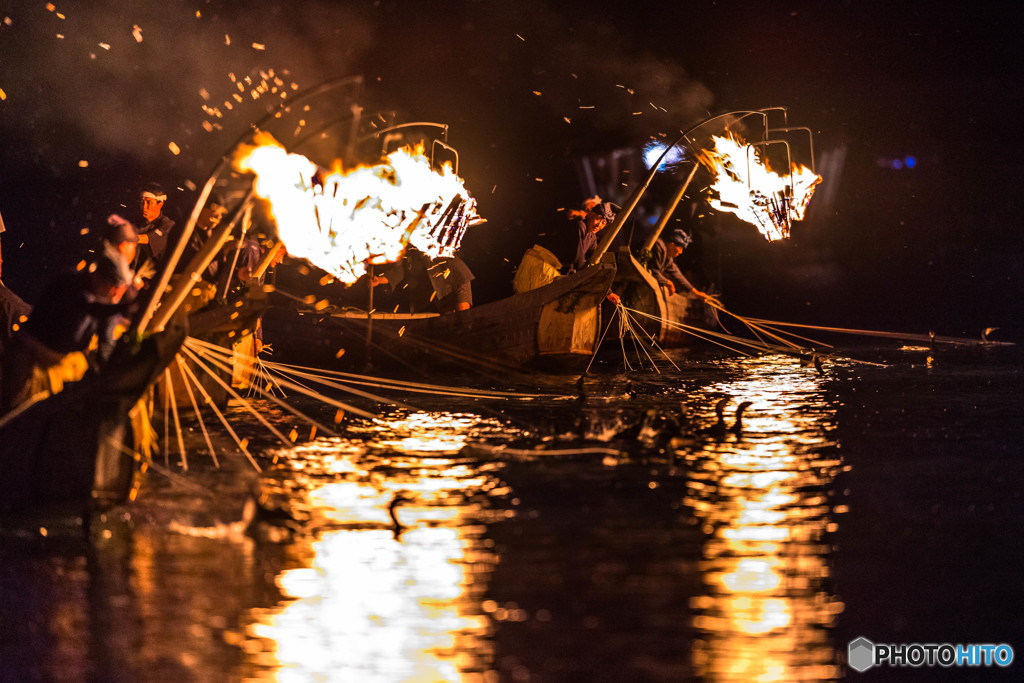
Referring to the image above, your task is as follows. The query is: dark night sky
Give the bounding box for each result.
[1,0,1021,338]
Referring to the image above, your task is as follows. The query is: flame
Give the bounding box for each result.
[233,131,481,284]
[700,134,821,241]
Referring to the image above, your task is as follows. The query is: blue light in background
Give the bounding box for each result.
[643,142,687,170]
[904,155,917,168]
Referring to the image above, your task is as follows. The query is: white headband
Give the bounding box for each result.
[141,191,167,202]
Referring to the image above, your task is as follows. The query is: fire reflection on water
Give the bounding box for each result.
[238,411,507,681]
[685,356,845,681]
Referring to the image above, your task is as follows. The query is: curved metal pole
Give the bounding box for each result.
[136,75,364,336]
[288,109,361,165]
[431,139,459,175]
[641,161,700,252]
[356,122,449,146]
[587,109,771,266]
[767,126,815,173]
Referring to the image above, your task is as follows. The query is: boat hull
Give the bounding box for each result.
[262,262,616,372]
[0,329,185,515]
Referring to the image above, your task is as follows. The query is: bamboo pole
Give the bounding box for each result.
[148,191,255,333]
[365,263,374,369]
[219,203,253,300]
[586,131,688,266]
[641,162,700,253]
[587,110,766,266]
[252,241,285,280]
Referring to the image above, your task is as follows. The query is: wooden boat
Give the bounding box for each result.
[605,246,719,346]
[0,327,185,516]
[261,261,616,373]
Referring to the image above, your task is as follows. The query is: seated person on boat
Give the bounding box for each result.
[513,197,620,304]
[648,229,705,298]
[370,246,474,314]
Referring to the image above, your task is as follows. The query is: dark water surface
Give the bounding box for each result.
[1,345,1022,681]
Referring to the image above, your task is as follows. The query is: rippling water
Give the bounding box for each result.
[1,345,1022,681]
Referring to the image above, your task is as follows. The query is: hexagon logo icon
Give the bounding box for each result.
[848,637,875,672]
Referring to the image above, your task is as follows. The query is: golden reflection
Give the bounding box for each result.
[686,356,845,681]
[239,411,502,681]
[375,412,481,453]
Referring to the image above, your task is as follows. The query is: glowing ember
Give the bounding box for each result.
[701,134,821,241]
[234,132,482,284]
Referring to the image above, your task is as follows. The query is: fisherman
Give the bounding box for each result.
[174,192,229,285]
[103,213,140,267]
[649,229,705,297]
[135,181,176,267]
[372,246,474,314]
[513,197,620,304]
[1,250,133,414]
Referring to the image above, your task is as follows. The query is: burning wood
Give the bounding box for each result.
[233,131,482,284]
[699,133,821,241]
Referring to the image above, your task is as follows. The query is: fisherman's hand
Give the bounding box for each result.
[370,274,388,287]
[134,258,156,284]
[664,282,676,295]
[693,289,722,307]
[107,213,131,228]
[137,233,150,244]
[606,292,621,306]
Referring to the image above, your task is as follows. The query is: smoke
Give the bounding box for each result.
[0,1,714,174]
[460,0,716,145]
[0,1,375,176]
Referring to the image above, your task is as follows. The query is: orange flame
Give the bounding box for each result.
[700,134,821,241]
[233,131,481,284]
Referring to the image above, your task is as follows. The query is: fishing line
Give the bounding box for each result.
[175,350,262,472]
[585,303,623,377]
[183,345,341,443]
[182,345,294,448]
[176,356,219,467]
[163,367,189,472]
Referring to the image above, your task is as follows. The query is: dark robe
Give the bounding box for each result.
[382,249,474,314]
[137,214,176,266]
[649,238,696,293]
